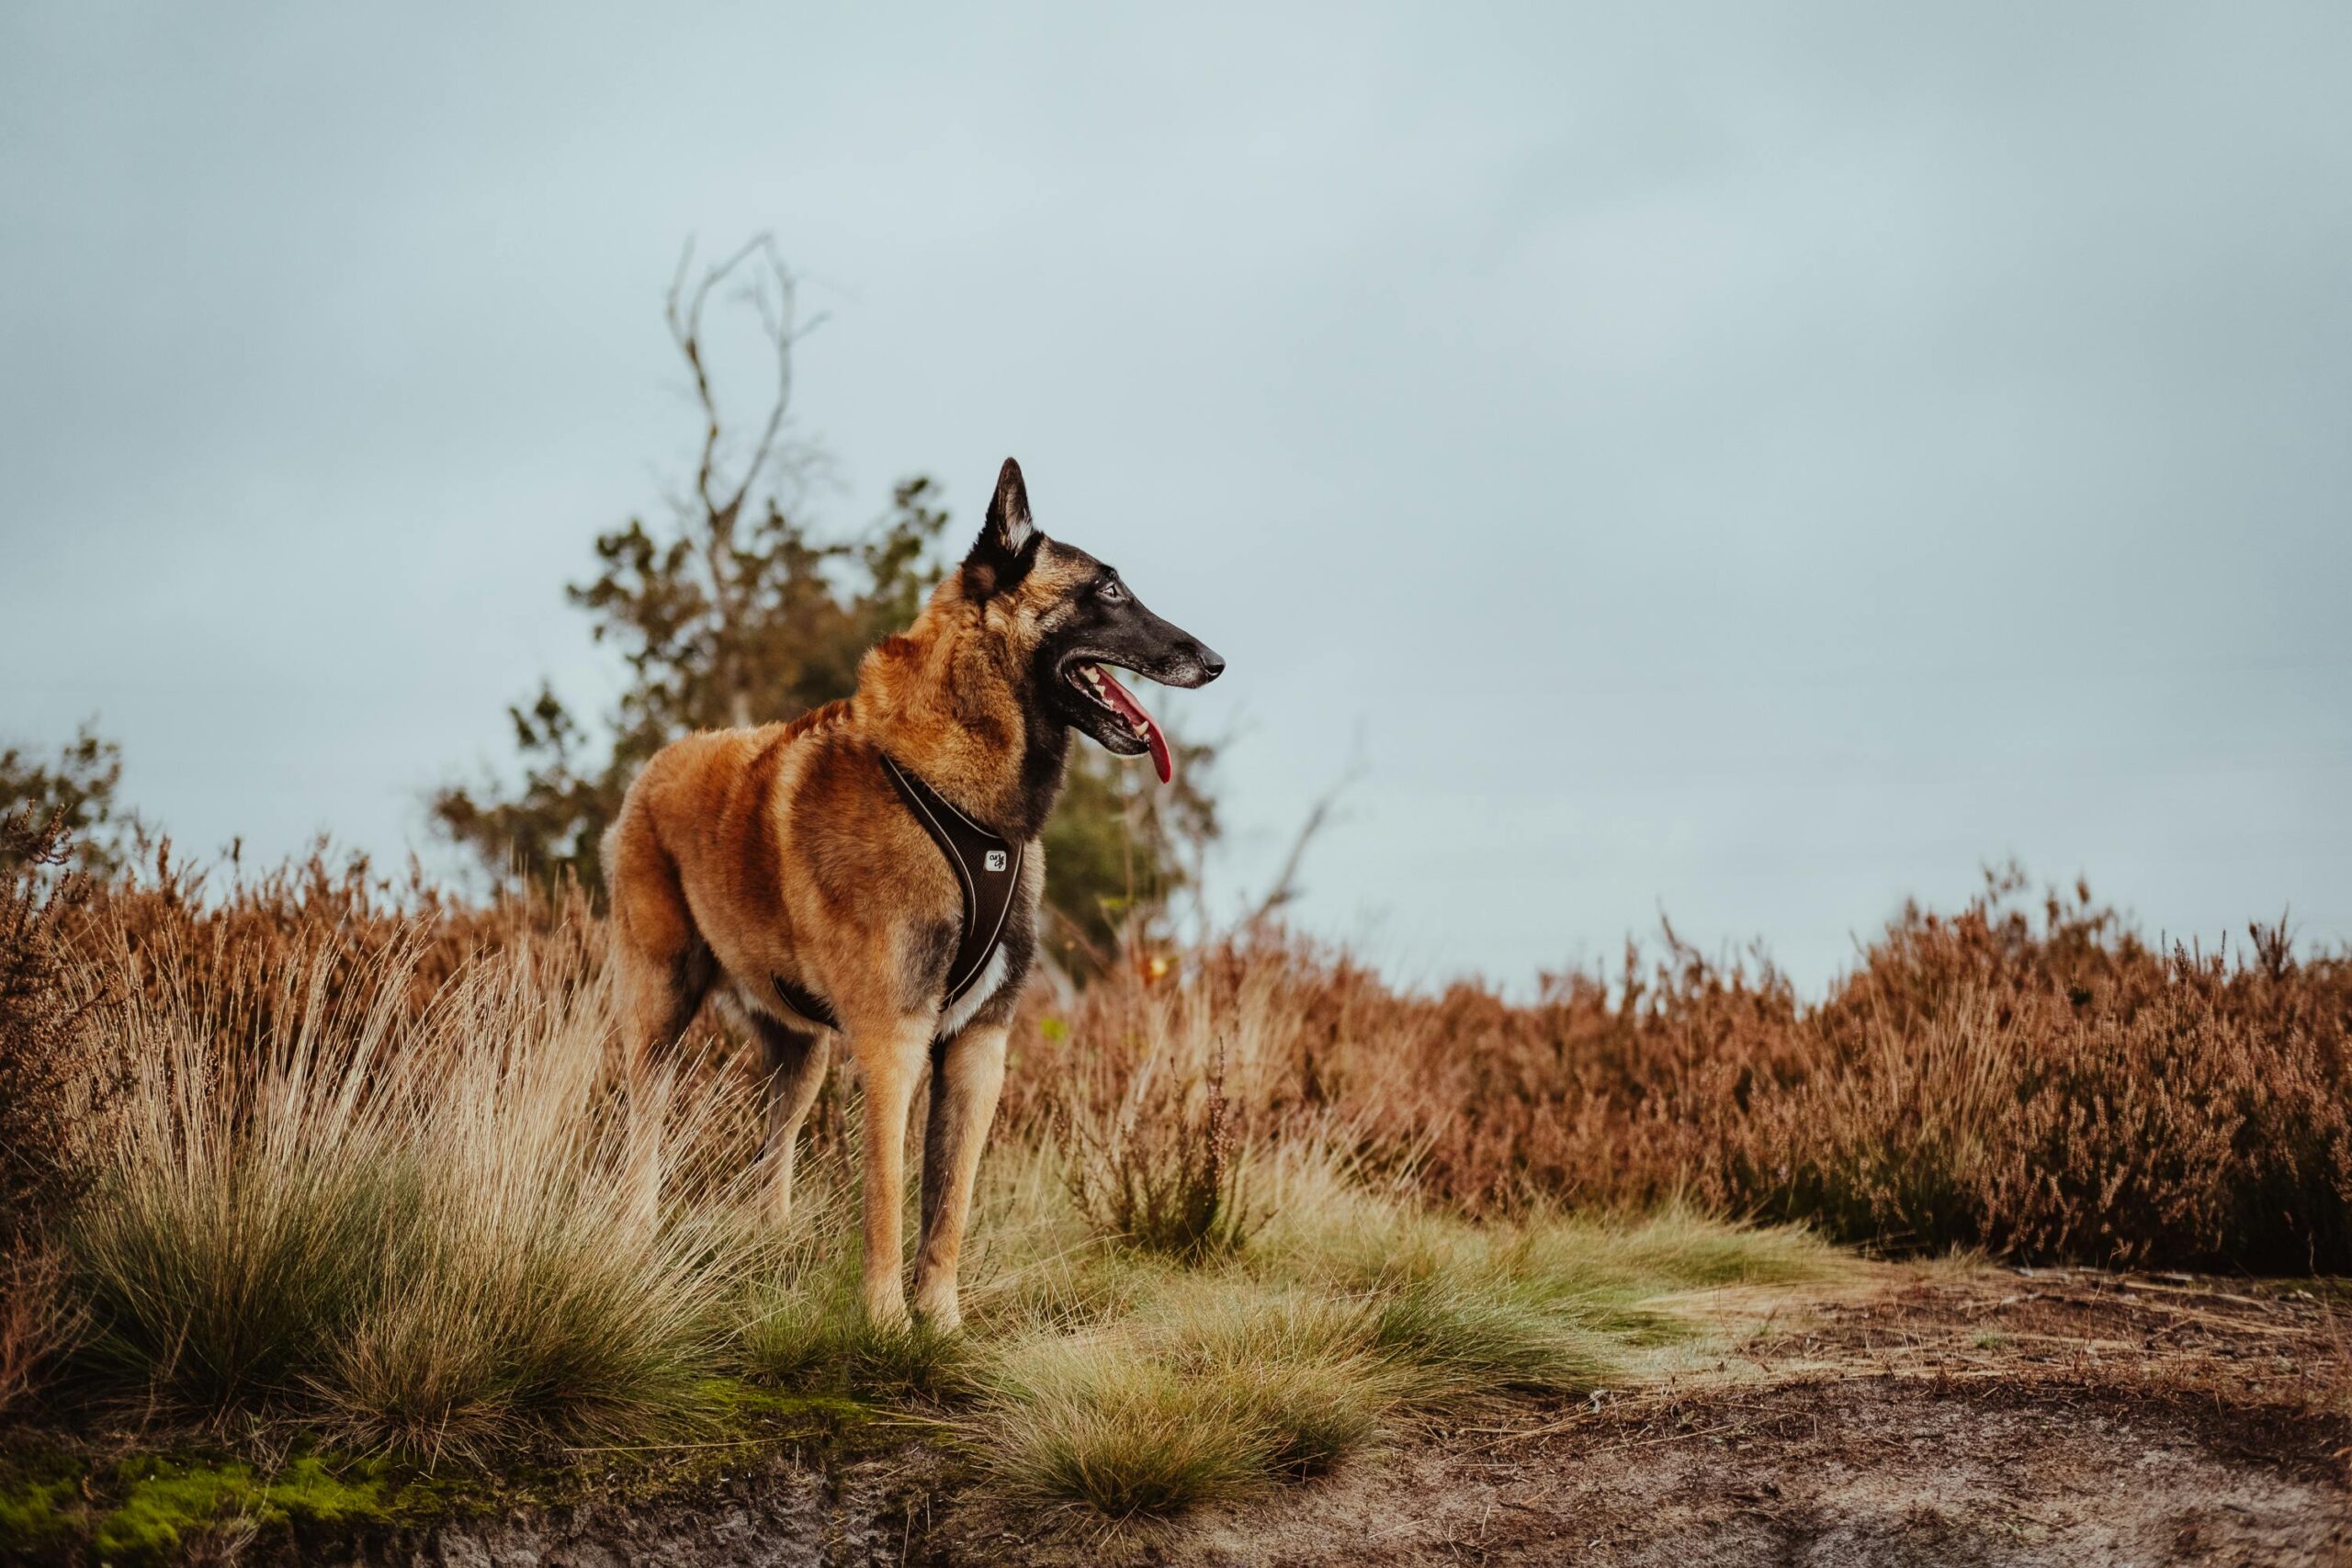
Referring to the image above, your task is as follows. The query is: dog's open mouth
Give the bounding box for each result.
[1067,661,1172,783]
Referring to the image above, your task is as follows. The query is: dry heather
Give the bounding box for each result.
[1003,870,2352,1273]
[24,850,2352,1275]
[0,813,107,1252]
[45,841,594,1066]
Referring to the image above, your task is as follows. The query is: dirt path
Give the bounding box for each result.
[1114,1377,2341,1566]
[934,1267,2352,1566]
[288,1266,2351,1566]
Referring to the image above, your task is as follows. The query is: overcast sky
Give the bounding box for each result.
[5,4,2347,991]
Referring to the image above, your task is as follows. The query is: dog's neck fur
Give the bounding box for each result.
[853,576,1070,840]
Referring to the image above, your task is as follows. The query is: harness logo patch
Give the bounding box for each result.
[984,850,1008,873]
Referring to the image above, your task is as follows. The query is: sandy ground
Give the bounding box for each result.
[937,1266,2352,1567]
[308,1265,2351,1566]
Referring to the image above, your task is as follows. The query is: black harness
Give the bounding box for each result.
[772,754,1024,1030]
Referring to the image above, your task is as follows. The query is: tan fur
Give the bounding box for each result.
[604,550,1085,1326]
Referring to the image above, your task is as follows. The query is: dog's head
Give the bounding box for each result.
[960,457,1224,782]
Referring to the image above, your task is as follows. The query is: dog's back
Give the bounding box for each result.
[603,700,959,1055]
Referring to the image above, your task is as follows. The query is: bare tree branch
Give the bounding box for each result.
[1246,757,1366,929]
[661,233,822,728]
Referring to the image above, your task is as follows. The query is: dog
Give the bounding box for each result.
[602,457,1224,1326]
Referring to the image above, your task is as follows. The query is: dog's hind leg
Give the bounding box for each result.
[912,1021,1010,1330]
[747,1010,831,1228]
[605,813,716,1068]
[605,810,715,1225]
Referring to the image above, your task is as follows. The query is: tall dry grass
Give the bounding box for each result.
[59,929,763,1461]
[0,1248,73,1421]
[0,812,111,1419]
[23,838,590,1130]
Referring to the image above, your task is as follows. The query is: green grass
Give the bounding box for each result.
[1364,1275,1612,1396]
[1161,1298,1398,1476]
[741,1270,978,1403]
[939,1146,1843,1520]
[95,1456,393,1564]
[36,1148,1840,1540]
[66,1156,407,1416]
[982,1340,1272,1517]
[729,1144,1846,1523]
[0,1386,910,1563]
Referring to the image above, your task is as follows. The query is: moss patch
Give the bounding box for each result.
[0,1471,81,1558]
[107,1455,396,1564]
[0,1376,922,1564]
[1,1452,401,1566]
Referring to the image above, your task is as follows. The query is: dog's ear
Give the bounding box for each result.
[985,457,1035,555]
[961,457,1040,599]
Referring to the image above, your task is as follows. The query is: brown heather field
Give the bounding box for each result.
[1009,871,2352,1274]
[19,840,2351,1276]
[3,822,2349,1562]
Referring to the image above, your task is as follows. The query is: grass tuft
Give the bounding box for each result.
[982,1341,1272,1517]
[1367,1276,1611,1399]
[740,1278,978,1404]
[60,941,755,1460]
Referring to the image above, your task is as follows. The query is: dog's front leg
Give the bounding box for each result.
[913,1022,1010,1329]
[850,1014,933,1325]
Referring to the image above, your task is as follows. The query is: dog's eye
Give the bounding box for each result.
[1098,578,1127,604]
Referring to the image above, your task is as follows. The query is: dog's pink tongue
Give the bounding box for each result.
[1091,667,1173,784]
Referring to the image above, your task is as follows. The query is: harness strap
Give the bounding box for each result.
[880,754,1023,1007]
[772,754,1024,1026]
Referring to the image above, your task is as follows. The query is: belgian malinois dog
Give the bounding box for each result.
[604,457,1224,1325]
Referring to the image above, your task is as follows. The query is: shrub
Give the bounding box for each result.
[0,812,114,1416]
[54,834,2352,1273]
[51,840,606,1077]
[1061,1045,1258,1264]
